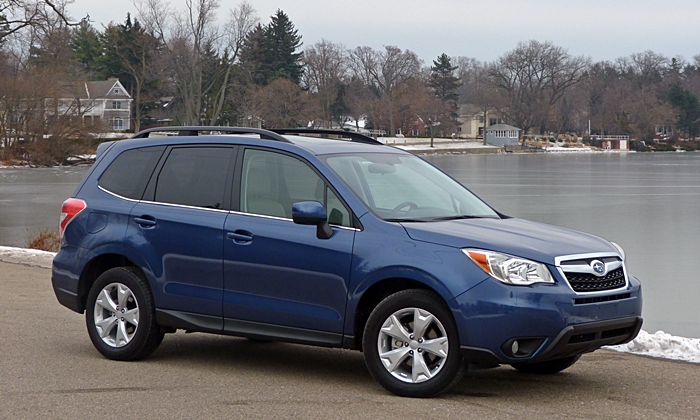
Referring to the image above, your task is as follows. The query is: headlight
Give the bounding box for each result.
[463,249,555,286]
[611,242,625,260]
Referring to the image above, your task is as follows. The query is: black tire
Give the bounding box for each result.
[85,267,164,361]
[362,289,465,398]
[510,355,581,374]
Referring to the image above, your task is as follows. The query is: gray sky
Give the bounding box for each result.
[69,0,700,64]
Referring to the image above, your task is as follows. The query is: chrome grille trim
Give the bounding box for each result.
[554,252,629,295]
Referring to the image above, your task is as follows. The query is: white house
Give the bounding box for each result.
[81,79,132,131]
[52,78,133,132]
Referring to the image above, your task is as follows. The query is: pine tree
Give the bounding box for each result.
[239,24,274,86]
[429,53,461,106]
[239,10,303,86]
[428,53,462,128]
[265,10,303,84]
[667,83,700,138]
[70,20,102,76]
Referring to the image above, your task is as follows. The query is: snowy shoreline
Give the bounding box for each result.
[1,245,698,364]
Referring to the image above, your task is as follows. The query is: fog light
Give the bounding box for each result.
[511,340,519,355]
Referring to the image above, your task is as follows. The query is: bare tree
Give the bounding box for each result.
[207,1,257,125]
[0,0,78,41]
[457,57,500,141]
[138,0,222,125]
[254,78,316,128]
[348,45,421,135]
[489,40,590,134]
[302,39,347,128]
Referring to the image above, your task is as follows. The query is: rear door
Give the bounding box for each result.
[125,146,236,321]
[222,148,355,341]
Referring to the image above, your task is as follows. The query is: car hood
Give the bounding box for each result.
[400,217,618,265]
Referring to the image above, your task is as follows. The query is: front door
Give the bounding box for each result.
[223,149,355,338]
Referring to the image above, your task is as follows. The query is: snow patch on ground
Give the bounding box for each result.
[1,246,697,364]
[0,246,55,269]
[606,330,700,363]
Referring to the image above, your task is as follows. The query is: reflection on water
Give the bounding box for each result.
[1,153,699,337]
[426,152,700,338]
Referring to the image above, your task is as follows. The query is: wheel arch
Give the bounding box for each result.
[77,253,139,312]
[346,274,456,350]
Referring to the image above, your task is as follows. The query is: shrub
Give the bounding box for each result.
[27,229,60,252]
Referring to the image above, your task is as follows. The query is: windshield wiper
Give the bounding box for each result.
[425,215,490,221]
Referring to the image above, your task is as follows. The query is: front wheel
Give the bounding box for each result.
[85,267,164,361]
[363,289,465,397]
[510,355,581,374]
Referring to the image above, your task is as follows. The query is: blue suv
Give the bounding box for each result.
[52,127,642,397]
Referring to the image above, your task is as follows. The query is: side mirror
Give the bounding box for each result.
[292,201,333,239]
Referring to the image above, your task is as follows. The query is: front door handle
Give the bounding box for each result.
[227,230,253,243]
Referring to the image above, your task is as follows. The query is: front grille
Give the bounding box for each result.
[565,267,626,292]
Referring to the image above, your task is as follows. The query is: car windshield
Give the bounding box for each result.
[323,153,500,222]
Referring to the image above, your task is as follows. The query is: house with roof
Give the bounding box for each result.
[79,79,132,131]
[48,78,133,132]
[456,104,503,139]
[485,123,521,146]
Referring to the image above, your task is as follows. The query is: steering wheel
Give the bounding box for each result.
[388,201,418,218]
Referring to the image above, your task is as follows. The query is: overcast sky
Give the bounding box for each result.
[69,0,700,65]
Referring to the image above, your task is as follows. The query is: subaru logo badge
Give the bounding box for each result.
[591,260,606,276]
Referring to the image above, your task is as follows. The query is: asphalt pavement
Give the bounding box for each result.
[2,260,699,419]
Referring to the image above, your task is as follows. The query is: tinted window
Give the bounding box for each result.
[99,146,164,199]
[155,147,233,209]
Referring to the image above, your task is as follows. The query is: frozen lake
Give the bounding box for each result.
[1,152,698,337]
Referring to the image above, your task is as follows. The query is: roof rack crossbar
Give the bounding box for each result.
[269,128,383,145]
[130,126,291,143]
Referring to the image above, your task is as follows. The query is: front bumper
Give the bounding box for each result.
[451,275,643,365]
[460,315,642,366]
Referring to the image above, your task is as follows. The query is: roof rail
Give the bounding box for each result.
[269,128,383,145]
[130,126,290,143]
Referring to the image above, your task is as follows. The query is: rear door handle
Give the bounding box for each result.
[134,216,157,228]
[227,230,253,243]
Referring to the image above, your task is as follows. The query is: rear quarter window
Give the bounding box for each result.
[98,146,165,199]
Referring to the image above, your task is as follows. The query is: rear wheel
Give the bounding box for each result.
[85,267,163,361]
[510,355,580,374]
[363,289,465,397]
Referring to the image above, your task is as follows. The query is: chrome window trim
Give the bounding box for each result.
[100,185,229,213]
[98,185,140,202]
[553,252,629,295]
[227,210,360,231]
[138,199,230,213]
[98,187,359,229]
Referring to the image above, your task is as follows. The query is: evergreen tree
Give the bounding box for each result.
[429,53,461,106]
[70,20,102,76]
[239,10,303,86]
[428,53,462,129]
[266,9,303,84]
[667,83,700,138]
[94,14,164,130]
[239,24,273,86]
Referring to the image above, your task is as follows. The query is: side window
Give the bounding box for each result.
[326,187,351,227]
[240,149,352,227]
[99,146,164,199]
[154,147,232,209]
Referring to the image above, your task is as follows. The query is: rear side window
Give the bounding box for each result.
[154,147,233,209]
[99,146,164,199]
